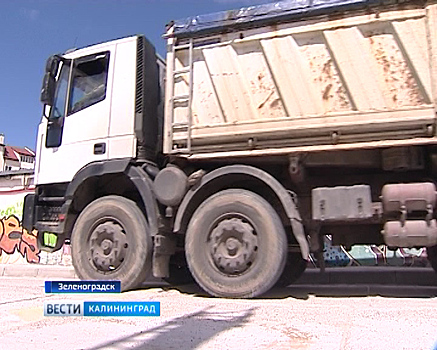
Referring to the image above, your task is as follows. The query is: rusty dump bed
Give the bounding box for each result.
[163,0,437,159]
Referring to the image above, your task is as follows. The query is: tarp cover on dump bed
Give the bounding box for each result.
[172,0,408,36]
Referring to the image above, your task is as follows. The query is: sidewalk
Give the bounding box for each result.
[0,263,77,279]
[1,263,437,286]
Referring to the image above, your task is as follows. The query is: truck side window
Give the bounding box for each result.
[69,52,110,115]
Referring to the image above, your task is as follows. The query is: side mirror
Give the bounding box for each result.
[40,72,56,106]
[45,55,60,76]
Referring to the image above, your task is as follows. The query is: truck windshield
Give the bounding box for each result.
[50,62,70,119]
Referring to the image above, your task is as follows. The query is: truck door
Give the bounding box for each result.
[36,50,114,185]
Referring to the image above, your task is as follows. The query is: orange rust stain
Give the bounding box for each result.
[323,84,333,100]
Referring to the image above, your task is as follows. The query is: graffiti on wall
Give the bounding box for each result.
[309,235,430,268]
[0,200,24,218]
[0,214,40,263]
[0,198,71,265]
[0,197,431,267]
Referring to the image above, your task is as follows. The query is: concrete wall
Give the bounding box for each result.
[0,172,430,268]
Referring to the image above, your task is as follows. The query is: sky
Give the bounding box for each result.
[0,0,271,150]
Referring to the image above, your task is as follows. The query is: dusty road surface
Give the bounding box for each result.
[0,276,437,350]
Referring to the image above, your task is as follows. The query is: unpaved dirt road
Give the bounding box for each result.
[0,277,437,350]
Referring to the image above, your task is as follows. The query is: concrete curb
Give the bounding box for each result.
[1,264,436,287]
[295,266,437,286]
[0,264,77,279]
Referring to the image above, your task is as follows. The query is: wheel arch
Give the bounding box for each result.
[174,164,309,259]
[62,159,159,239]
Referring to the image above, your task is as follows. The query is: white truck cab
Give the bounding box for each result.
[36,36,163,185]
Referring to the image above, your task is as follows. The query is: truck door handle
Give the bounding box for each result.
[94,143,106,155]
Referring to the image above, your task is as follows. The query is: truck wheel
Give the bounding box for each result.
[185,189,287,298]
[275,252,307,287]
[71,195,152,292]
[427,245,437,272]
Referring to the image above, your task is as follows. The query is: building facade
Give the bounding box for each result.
[0,134,35,172]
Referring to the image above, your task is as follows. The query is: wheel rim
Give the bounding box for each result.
[209,217,258,275]
[89,221,128,272]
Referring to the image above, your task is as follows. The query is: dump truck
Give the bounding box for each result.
[23,0,437,298]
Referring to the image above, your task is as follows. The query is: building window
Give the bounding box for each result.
[19,155,34,163]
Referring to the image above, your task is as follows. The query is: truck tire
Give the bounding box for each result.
[275,252,307,287]
[427,245,437,272]
[71,195,152,292]
[185,189,287,298]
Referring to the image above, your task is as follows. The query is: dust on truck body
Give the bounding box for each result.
[23,0,437,298]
